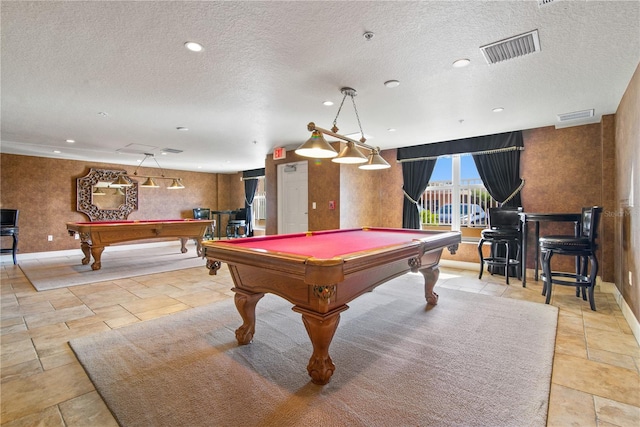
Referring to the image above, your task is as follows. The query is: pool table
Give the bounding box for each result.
[203,227,461,385]
[66,219,214,271]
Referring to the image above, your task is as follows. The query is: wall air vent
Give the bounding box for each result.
[480,30,540,64]
[557,109,595,122]
[161,148,183,154]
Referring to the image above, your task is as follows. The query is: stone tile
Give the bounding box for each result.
[120,295,184,314]
[135,302,191,321]
[173,289,229,307]
[59,391,119,427]
[552,353,640,407]
[547,384,597,427]
[594,395,640,426]
[1,338,38,369]
[588,347,639,372]
[76,288,140,310]
[0,405,65,427]
[0,362,94,424]
[585,327,640,358]
[23,305,95,329]
[1,359,42,384]
[555,332,588,358]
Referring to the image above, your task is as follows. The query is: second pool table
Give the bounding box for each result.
[66,219,214,270]
[203,227,461,385]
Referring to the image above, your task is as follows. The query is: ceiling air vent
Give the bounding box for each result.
[557,109,595,122]
[161,148,183,154]
[480,29,540,64]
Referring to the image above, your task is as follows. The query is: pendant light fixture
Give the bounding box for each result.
[296,87,390,169]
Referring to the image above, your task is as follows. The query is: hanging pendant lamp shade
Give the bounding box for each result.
[332,141,368,164]
[111,175,132,187]
[167,179,185,189]
[295,130,338,159]
[359,148,391,170]
[141,177,159,188]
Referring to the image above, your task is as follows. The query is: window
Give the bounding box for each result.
[419,154,498,230]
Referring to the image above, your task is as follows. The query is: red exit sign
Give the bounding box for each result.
[273,147,286,160]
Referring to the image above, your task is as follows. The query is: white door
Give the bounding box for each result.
[277,162,308,234]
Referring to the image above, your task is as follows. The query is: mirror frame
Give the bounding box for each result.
[77,168,138,221]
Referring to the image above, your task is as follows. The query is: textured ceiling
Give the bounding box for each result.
[1,1,639,173]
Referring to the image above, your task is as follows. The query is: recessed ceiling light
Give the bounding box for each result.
[176,126,189,131]
[184,41,203,52]
[384,80,400,88]
[66,139,75,143]
[53,150,61,154]
[452,58,471,68]
[323,101,334,106]
[492,107,504,113]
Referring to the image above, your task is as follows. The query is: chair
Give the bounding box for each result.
[478,207,522,285]
[539,206,602,310]
[1,209,19,264]
[193,208,214,240]
[226,208,247,239]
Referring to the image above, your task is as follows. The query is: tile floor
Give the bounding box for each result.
[1,259,638,426]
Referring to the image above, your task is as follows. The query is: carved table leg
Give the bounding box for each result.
[293,305,349,385]
[233,289,265,345]
[180,237,188,253]
[420,265,440,306]
[80,242,91,265]
[90,246,105,271]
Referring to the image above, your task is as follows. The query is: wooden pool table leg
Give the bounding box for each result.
[420,265,440,305]
[80,242,91,265]
[293,305,349,385]
[90,246,104,271]
[232,288,265,345]
[179,237,188,253]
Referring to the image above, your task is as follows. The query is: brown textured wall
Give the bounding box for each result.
[614,62,640,321]
[0,153,230,254]
[340,148,403,228]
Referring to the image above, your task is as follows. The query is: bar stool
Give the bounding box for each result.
[478,207,522,285]
[1,209,19,265]
[539,206,602,310]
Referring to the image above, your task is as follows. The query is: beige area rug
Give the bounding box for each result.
[70,275,558,427]
[20,242,208,291]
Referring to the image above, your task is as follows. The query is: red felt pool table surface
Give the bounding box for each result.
[203,227,461,385]
[214,228,445,259]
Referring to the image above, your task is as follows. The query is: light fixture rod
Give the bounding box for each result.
[307,122,376,152]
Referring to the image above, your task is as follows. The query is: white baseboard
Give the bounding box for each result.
[0,240,182,262]
[600,281,640,347]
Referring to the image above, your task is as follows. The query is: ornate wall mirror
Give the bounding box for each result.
[77,168,138,221]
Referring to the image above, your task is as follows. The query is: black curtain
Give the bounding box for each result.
[401,159,437,229]
[472,132,524,207]
[244,179,258,237]
[242,168,264,237]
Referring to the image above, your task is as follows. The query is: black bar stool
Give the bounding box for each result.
[539,206,602,310]
[478,207,522,285]
[1,209,19,265]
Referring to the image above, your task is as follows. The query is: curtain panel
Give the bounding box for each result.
[401,160,437,229]
[242,168,264,237]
